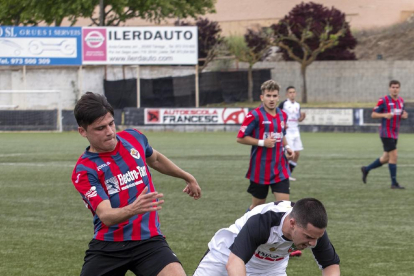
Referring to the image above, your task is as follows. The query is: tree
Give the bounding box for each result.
[226,29,271,102]
[175,17,222,72]
[270,2,357,103]
[91,0,216,26]
[0,0,39,25]
[36,0,94,26]
[0,0,215,27]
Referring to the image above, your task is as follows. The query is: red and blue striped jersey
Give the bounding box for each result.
[71,129,163,241]
[373,96,405,139]
[237,106,290,184]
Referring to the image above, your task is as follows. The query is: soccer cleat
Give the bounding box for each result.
[361,166,368,184]
[289,250,302,257]
[289,176,296,181]
[391,183,405,189]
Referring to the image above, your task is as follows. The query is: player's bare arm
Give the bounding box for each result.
[402,110,408,119]
[322,264,340,276]
[299,111,306,122]
[226,252,246,276]
[95,186,164,227]
[237,136,277,148]
[371,111,393,119]
[147,149,201,199]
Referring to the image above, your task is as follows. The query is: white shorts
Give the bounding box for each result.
[193,250,227,276]
[193,250,287,276]
[285,133,303,152]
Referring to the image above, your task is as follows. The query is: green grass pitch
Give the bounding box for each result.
[0,131,413,275]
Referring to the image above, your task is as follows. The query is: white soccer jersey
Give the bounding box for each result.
[200,201,339,276]
[279,100,301,134]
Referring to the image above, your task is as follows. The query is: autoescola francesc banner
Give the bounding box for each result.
[144,108,249,125]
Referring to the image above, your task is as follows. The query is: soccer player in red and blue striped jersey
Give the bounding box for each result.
[361,80,408,189]
[237,80,294,211]
[72,92,201,276]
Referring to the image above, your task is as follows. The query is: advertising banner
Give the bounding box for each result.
[82,27,198,65]
[0,26,82,66]
[83,26,198,65]
[144,108,249,125]
[301,108,353,126]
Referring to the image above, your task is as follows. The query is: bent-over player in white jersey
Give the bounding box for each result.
[193,198,340,276]
[278,86,306,181]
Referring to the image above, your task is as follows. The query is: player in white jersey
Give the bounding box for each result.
[278,86,306,181]
[193,198,340,276]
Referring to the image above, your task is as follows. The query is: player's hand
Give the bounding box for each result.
[127,186,164,215]
[183,175,201,200]
[384,113,393,119]
[285,148,295,159]
[402,111,408,119]
[264,138,277,148]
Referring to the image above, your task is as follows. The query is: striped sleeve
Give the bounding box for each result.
[72,163,108,213]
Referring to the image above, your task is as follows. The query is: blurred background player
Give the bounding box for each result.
[237,80,294,211]
[193,198,340,276]
[72,92,201,276]
[278,86,306,181]
[361,80,408,189]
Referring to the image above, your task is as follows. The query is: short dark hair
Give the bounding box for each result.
[74,92,114,130]
[286,86,295,91]
[261,80,280,94]
[290,198,328,229]
[389,80,400,87]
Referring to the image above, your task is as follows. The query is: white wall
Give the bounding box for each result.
[0,61,413,109]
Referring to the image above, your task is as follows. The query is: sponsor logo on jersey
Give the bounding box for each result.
[246,114,252,118]
[130,148,140,159]
[105,176,120,195]
[75,173,81,184]
[264,132,283,142]
[97,162,111,171]
[393,108,403,115]
[85,186,97,200]
[262,121,271,124]
[104,166,148,194]
[255,250,284,261]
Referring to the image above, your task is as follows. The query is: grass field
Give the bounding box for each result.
[0,131,413,276]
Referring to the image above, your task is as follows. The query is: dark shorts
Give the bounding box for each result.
[247,179,290,199]
[381,137,398,152]
[80,235,181,276]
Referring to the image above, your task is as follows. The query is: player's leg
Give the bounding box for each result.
[247,181,269,210]
[361,138,390,183]
[387,140,404,189]
[129,236,185,276]
[288,136,303,181]
[80,239,130,276]
[285,134,296,176]
[157,263,186,276]
[270,179,290,201]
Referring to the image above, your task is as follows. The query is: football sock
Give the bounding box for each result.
[366,158,383,172]
[388,163,397,185]
[289,161,297,173]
